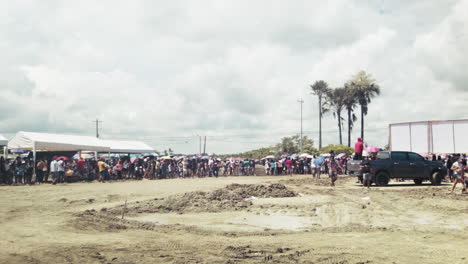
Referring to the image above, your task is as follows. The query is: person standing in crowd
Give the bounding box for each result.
[15,159,27,185]
[243,159,249,176]
[24,160,33,185]
[50,158,58,185]
[311,156,317,178]
[285,158,293,176]
[299,159,305,174]
[97,158,109,183]
[271,159,277,175]
[122,159,129,179]
[0,156,5,184]
[354,137,364,160]
[57,158,65,183]
[450,157,466,193]
[36,159,45,184]
[446,156,454,182]
[212,159,219,177]
[4,159,12,184]
[463,159,468,193]
[114,160,123,180]
[264,160,270,175]
[77,157,85,179]
[250,159,256,176]
[42,159,48,183]
[278,159,284,175]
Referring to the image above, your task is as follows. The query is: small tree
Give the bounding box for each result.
[347,71,381,141]
[319,144,354,156]
[343,83,358,147]
[326,87,346,145]
[310,80,330,149]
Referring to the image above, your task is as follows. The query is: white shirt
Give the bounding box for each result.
[50,160,57,172]
[57,160,65,172]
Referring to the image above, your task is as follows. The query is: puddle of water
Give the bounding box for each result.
[128,212,315,231]
[229,214,315,230]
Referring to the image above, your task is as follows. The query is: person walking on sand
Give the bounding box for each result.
[450,158,466,193]
[327,152,342,187]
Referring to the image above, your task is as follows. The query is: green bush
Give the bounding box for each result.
[319,144,354,156]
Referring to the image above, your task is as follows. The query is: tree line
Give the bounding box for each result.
[311,70,381,148]
[227,135,354,160]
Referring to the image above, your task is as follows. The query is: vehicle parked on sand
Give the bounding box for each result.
[347,151,447,186]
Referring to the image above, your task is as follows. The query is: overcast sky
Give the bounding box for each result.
[1,0,467,154]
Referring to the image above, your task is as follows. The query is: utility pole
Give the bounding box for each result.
[203,136,207,155]
[197,135,201,154]
[93,119,103,138]
[298,98,304,153]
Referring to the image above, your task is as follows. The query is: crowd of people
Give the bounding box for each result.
[0,138,466,191]
[0,153,349,186]
[262,154,348,178]
[0,155,259,185]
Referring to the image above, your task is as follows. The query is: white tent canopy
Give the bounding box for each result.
[100,139,154,153]
[0,135,7,146]
[8,131,111,152]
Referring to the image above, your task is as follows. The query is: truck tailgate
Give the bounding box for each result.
[347,160,362,176]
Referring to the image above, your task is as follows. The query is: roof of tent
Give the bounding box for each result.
[8,131,111,152]
[0,135,7,146]
[100,139,154,153]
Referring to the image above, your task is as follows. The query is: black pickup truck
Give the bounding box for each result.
[347,151,447,186]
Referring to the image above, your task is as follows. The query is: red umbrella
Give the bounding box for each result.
[55,156,70,161]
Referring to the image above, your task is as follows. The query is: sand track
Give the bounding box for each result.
[0,175,467,264]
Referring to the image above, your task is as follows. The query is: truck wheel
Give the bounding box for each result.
[375,172,389,186]
[430,171,442,185]
[413,178,423,185]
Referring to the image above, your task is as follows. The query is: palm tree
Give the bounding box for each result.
[326,87,346,145]
[310,80,330,149]
[343,84,358,147]
[347,71,381,141]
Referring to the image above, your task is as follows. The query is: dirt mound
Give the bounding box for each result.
[161,183,296,213]
[224,183,297,198]
[106,184,297,216]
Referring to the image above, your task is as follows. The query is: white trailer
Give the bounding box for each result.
[389,119,468,154]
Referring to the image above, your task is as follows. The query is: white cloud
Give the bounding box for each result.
[0,0,467,153]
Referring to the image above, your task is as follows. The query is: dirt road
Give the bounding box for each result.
[0,175,466,264]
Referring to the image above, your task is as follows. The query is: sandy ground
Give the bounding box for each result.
[0,175,467,264]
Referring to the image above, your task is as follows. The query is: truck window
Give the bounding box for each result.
[391,152,408,161]
[376,152,390,160]
[408,153,424,161]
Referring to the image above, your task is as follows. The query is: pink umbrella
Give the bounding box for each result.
[130,157,138,164]
[365,146,380,153]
